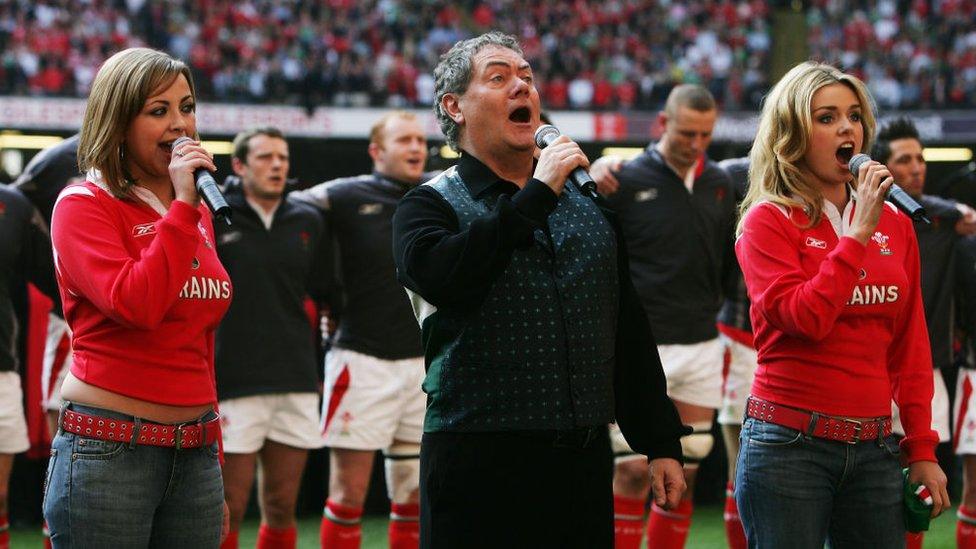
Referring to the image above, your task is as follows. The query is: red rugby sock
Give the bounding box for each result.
[257,524,297,549]
[613,494,646,549]
[220,530,239,549]
[959,505,976,549]
[905,531,923,549]
[723,482,747,549]
[42,519,51,549]
[320,499,362,549]
[0,513,8,549]
[388,502,420,549]
[645,498,693,549]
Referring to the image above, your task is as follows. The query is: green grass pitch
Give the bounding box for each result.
[9,504,957,548]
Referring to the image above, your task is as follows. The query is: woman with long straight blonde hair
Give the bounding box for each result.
[734,61,948,547]
[43,48,231,547]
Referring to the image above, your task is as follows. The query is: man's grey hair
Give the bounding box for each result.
[433,32,523,151]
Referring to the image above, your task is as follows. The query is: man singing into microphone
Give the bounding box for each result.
[393,32,687,548]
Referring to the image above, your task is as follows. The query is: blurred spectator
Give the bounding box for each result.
[0,0,973,110]
[807,0,976,108]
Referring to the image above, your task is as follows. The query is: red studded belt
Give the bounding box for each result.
[746,396,892,444]
[60,408,220,449]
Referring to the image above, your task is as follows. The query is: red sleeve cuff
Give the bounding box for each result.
[900,433,939,464]
[833,235,867,269]
[166,199,203,230]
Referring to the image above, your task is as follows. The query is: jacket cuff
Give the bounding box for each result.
[644,437,685,465]
[511,178,558,224]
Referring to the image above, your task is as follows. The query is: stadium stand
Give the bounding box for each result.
[805,0,976,108]
[2,1,973,110]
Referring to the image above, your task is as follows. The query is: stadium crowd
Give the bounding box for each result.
[3,5,976,547]
[2,0,973,110]
[806,0,976,109]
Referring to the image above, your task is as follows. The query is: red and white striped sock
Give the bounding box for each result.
[388,502,420,549]
[42,519,51,549]
[613,494,646,549]
[320,499,362,549]
[723,481,747,549]
[645,498,693,549]
[959,505,976,549]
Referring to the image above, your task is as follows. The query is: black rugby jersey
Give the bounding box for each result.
[915,194,965,370]
[213,179,330,399]
[13,134,80,226]
[604,145,736,344]
[716,157,751,335]
[12,135,78,318]
[0,185,58,372]
[291,172,430,360]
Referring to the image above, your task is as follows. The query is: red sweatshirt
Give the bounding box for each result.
[50,180,231,406]
[736,198,938,463]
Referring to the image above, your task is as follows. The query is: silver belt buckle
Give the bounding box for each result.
[843,419,863,444]
[174,423,188,450]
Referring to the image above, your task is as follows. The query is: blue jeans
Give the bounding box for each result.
[43,404,224,548]
[735,417,905,549]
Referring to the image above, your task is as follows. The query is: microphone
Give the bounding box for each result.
[848,153,929,224]
[172,136,232,224]
[534,124,598,198]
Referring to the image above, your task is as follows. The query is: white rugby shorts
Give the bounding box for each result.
[608,422,643,462]
[954,369,976,454]
[0,371,30,454]
[41,313,71,412]
[659,338,724,409]
[321,348,425,450]
[219,392,326,453]
[717,335,758,426]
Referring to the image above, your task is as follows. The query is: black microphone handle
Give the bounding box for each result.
[571,168,598,198]
[533,125,598,198]
[848,153,928,223]
[194,170,233,224]
[885,183,930,224]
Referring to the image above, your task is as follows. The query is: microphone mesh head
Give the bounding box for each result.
[848,153,871,177]
[534,124,561,149]
[172,135,193,154]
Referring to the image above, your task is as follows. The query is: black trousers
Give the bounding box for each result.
[419,427,613,549]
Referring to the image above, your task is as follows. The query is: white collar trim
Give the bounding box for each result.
[87,169,169,216]
[822,185,856,238]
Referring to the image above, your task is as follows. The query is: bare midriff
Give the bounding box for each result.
[60,371,213,424]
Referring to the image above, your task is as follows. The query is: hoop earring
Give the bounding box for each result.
[119,144,134,187]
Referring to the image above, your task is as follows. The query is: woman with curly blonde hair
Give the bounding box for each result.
[734,61,948,548]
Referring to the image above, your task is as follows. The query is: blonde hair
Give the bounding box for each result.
[369,111,418,147]
[78,48,196,197]
[737,61,876,234]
